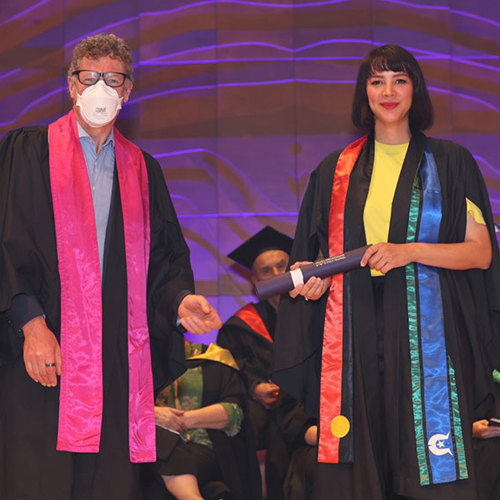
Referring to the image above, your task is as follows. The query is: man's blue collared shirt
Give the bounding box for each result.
[77,122,115,275]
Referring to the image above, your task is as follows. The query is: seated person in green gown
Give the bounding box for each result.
[144,340,262,500]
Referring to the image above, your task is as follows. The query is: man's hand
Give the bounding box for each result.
[178,294,222,334]
[473,419,500,439]
[253,381,280,409]
[155,406,187,433]
[22,316,62,387]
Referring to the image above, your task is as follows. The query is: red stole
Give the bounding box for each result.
[318,135,368,463]
[48,110,155,462]
[235,304,273,343]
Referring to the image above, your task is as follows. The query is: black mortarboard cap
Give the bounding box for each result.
[228,226,293,270]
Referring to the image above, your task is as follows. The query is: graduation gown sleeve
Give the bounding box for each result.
[429,138,500,414]
[0,127,59,363]
[145,151,194,331]
[144,152,195,391]
[272,151,340,416]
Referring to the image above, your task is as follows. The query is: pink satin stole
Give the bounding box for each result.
[48,110,155,462]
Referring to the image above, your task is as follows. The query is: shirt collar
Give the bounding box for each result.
[76,121,114,148]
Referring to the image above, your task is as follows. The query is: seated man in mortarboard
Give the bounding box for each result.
[218,226,316,500]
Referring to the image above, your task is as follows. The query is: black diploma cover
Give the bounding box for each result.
[255,245,369,300]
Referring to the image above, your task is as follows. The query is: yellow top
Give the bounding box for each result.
[363,141,485,276]
[466,198,485,225]
[364,141,409,248]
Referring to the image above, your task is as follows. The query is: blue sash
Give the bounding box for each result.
[406,146,468,485]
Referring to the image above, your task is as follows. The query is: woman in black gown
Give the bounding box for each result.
[273,44,500,500]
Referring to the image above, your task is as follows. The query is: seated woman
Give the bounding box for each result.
[143,341,262,500]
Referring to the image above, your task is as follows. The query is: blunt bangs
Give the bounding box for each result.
[351,44,434,133]
[368,55,411,78]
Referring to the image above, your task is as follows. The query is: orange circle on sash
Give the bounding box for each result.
[331,415,350,438]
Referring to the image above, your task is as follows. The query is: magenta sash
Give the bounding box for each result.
[48,110,155,462]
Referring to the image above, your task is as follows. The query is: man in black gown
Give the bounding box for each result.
[0,33,221,500]
[218,226,297,500]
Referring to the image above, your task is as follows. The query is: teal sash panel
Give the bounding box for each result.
[448,357,468,480]
[406,180,429,484]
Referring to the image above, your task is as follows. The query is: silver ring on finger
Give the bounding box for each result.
[45,362,56,367]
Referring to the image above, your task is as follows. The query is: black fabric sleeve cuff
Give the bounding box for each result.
[250,379,269,398]
[6,294,45,333]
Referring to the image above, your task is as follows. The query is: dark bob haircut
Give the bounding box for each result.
[351,44,434,132]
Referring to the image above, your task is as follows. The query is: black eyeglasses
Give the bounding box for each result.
[72,70,129,88]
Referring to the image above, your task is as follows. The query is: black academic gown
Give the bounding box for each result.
[275,394,318,500]
[473,380,500,500]
[218,300,276,393]
[201,359,262,500]
[273,133,500,500]
[217,300,293,500]
[0,125,193,500]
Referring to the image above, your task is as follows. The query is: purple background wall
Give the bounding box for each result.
[1,0,499,343]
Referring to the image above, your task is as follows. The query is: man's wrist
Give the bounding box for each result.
[7,294,45,335]
[173,290,193,324]
[22,316,47,337]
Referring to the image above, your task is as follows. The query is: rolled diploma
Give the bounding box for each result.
[254,245,369,300]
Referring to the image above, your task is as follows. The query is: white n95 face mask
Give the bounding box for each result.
[75,80,123,128]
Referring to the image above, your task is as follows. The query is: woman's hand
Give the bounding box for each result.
[288,261,332,300]
[360,243,413,274]
[155,406,186,433]
[360,213,492,274]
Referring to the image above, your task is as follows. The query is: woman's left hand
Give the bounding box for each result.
[360,243,413,274]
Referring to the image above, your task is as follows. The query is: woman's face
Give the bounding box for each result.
[366,70,413,130]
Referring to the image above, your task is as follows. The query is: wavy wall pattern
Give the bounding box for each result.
[0,0,499,341]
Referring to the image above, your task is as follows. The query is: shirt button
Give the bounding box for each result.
[92,186,96,190]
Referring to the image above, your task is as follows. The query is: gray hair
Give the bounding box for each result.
[68,33,134,86]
